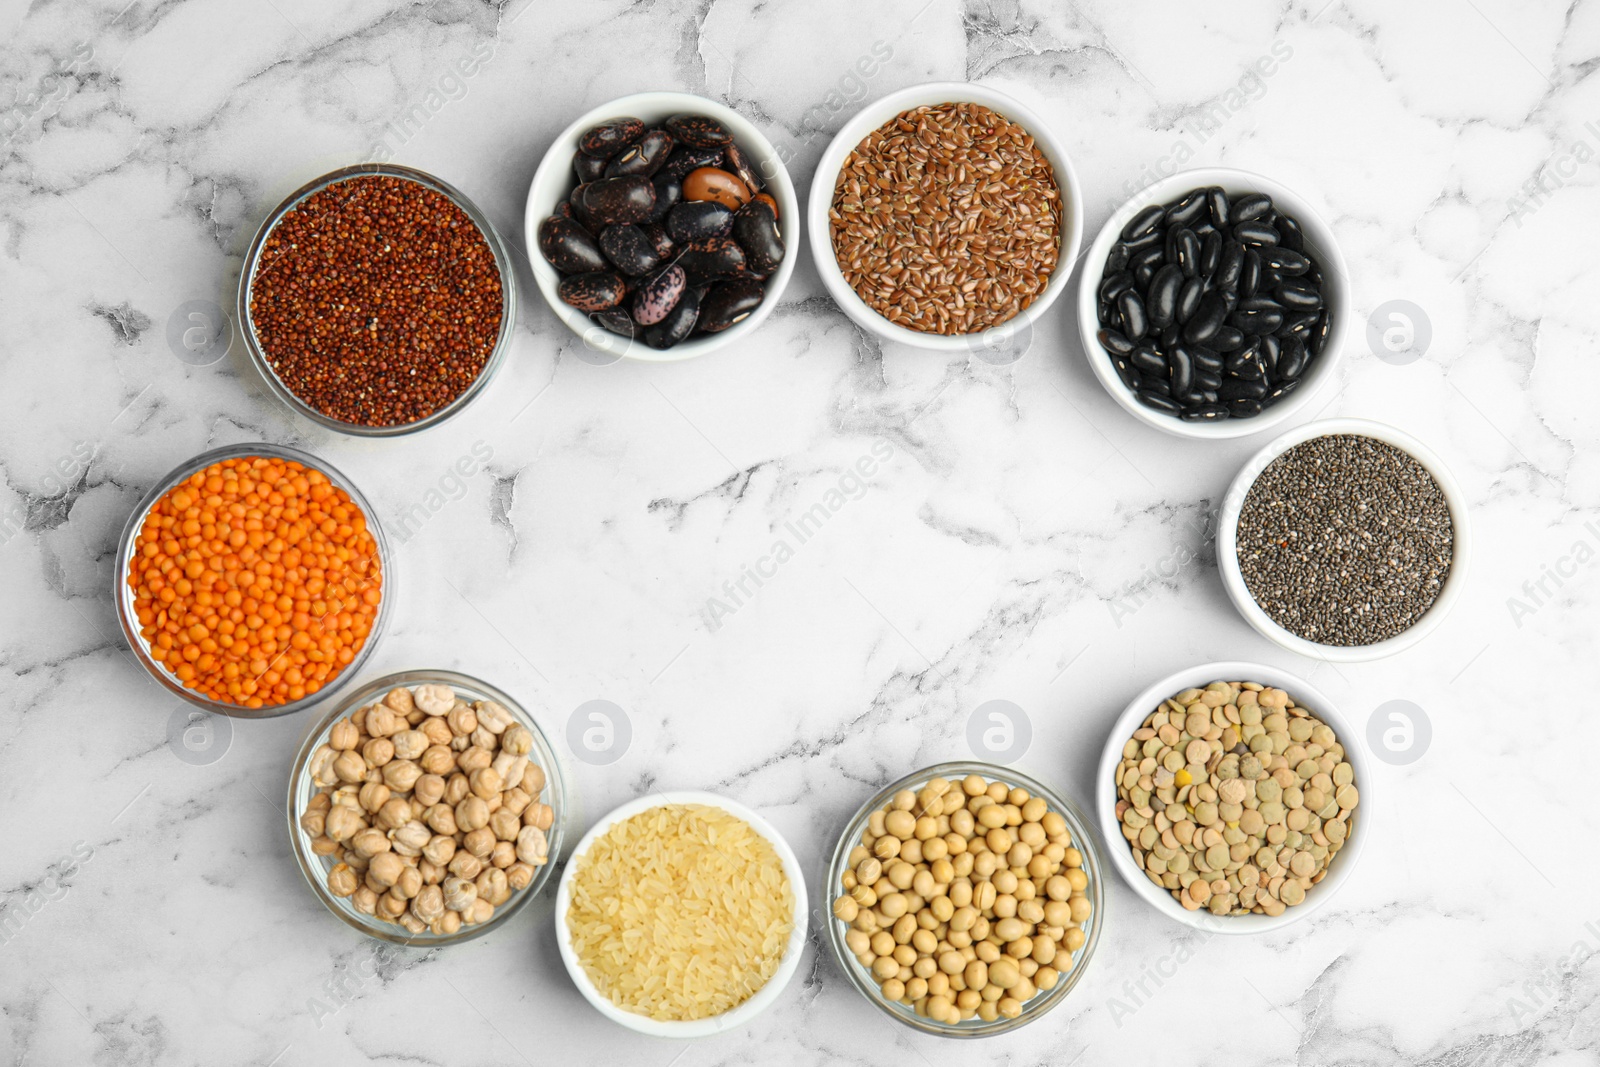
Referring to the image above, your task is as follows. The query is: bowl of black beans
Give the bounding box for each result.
[525,91,797,362]
[1077,169,1348,438]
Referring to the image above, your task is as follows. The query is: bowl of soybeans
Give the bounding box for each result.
[286,670,566,945]
[1095,662,1370,934]
[824,761,1103,1037]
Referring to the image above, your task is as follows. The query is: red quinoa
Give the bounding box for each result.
[249,175,503,428]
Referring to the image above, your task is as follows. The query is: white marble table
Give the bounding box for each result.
[3,0,1597,1063]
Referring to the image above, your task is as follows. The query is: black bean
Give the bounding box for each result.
[1176,276,1204,323]
[1097,328,1136,356]
[1259,335,1281,378]
[1168,345,1194,397]
[1225,348,1266,380]
[1200,230,1222,277]
[1231,306,1284,335]
[1160,322,1181,352]
[1164,190,1209,229]
[1129,345,1166,376]
[1137,389,1184,414]
[1240,249,1262,298]
[1117,291,1148,341]
[1277,337,1309,381]
[1112,356,1142,391]
[1194,369,1222,392]
[1132,246,1165,288]
[1262,378,1301,407]
[1141,374,1171,396]
[1263,247,1310,275]
[1281,310,1320,341]
[1234,221,1280,246]
[1099,300,1118,328]
[1190,345,1223,374]
[1275,280,1321,310]
[1278,214,1304,253]
[1121,204,1165,242]
[1310,309,1331,356]
[1206,187,1229,228]
[1219,378,1268,401]
[1147,265,1183,329]
[1184,292,1227,343]
[1098,271,1134,303]
[1181,404,1230,422]
[1175,230,1201,277]
[1211,326,1246,352]
[1228,398,1264,418]
[1125,227,1166,254]
[1215,241,1244,291]
[1229,192,1273,224]
[1106,243,1132,272]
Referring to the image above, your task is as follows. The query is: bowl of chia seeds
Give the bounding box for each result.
[1216,418,1470,661]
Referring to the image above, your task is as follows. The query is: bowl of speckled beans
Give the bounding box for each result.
[1216,417,1471,662]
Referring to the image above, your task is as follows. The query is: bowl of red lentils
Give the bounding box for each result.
[114,442,392,718]
[239,164,516,436]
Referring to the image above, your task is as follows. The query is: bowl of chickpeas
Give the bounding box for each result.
[824,761,1104,1037]
[286,670,566,945]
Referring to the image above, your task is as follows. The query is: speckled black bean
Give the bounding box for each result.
[732,198,784,273]
[631,264,687,326]
[676,236,745,286]
[591,307,637,338]
[559,271,627,312]
[605,128,675,178]
[723,141,764,192]
[646,173,682,223]
[578,117,645,158]
[581,175,657,226]
[538,215,609,274]
[698,275,765,333]
[667,201,734,243]
[643,286,701,348]
[659,144,726,182]
[641,222,675,261]
[665,114,733,148]
[598,224,661,277]
[574,153,607,184]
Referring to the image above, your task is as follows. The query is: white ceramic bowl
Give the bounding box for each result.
[553,790,809,1037]
[1216,417,1470,662]
[1077,167,1349,439]
[807,81,1083,354]
[524,92,799,363]
[1095,661,1371,934]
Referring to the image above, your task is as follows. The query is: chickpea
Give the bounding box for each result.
[447,706,477,737]
[467,898,494,925]
[501,723,533,756]
[455,796,490,833]
[391,820,431,856]
[367,852,405,889]
[443,875,478,912]
[448,851,483,880]
[300,810,326,837]
[420,745,456,776]
[327,863,358,897]
[381,759,422,793]
[458,746,493,775]
[329,720,360,751]
[468,767,502,800]
[506,862,535,891]
[422,834,456,866]
[333,750,366,784]
[491,841,516,870]
[521,764,546,796]
[413,774,446,807]
[525,803,554,832]
[464,827,496,859]
[444,773,470,806]
[516,825,549,866]
[352,885,378,915]
[324,806,364,843]
[492,753,528,792]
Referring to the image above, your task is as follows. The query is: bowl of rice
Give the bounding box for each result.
[554,791,809,1037]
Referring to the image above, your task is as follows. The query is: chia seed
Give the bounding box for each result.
[1235,434,1454,646]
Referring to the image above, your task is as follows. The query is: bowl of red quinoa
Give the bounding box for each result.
[807,82,1082,354]
[239,164,516,436]
[1216,418,1471,662]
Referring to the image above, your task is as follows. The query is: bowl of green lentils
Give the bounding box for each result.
[1216,417,1470,662]
[1096,661,1370,934]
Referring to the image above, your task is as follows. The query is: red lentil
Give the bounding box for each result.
[249,175,503,428]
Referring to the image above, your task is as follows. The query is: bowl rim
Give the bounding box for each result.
[237,162,518,437]
[1075,166,1350,440]
[822,759,1105,1038]
[284,668,568,946]
[1215,417,1472,662]
[1094,660,1371,934]
[552,789,810,1037]
[113,441,392,720]
[522,90,800,364]
[805,80,1084,353]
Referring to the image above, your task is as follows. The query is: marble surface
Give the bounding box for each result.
[2,0,1598,1063]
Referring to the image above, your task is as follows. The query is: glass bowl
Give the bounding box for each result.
[113,442,391,720]
[286,670,567,946]
[824,760,1105,1038]
[238,163,517,437]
